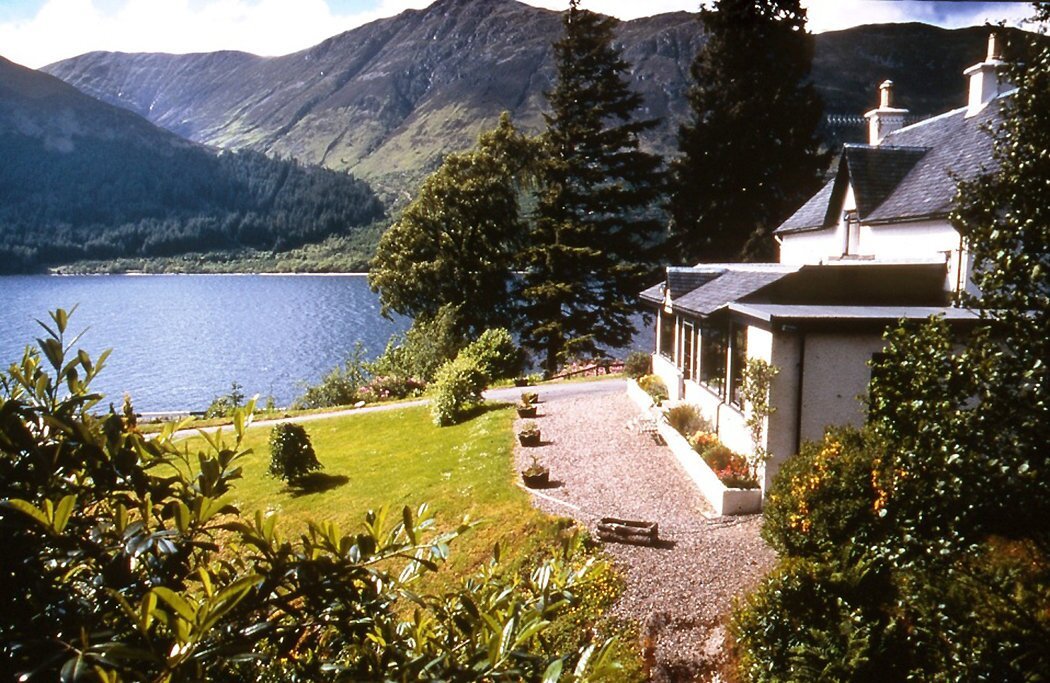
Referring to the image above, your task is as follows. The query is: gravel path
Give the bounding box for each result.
[514,380,776,682]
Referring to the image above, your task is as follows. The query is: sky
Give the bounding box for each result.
[0,0,1039,69]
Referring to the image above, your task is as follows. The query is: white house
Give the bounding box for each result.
[642,35,1007,495]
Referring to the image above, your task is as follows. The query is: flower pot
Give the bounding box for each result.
[514,377,530,387]
[516,406,537,418]
[522,469,549,488]
[518,432,541,447]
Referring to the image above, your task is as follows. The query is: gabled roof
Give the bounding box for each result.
[775,95,1005,235]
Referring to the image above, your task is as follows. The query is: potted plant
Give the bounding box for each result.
[518,420,541,447]
[514,376,531,387]
[516,401,538,418]
[521,454,549,488]
[520,391,539,406]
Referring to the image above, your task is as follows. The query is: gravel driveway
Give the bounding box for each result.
[513,379,775,682]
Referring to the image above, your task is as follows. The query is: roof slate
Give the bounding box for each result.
[775,95,1004,234]
[673,268,795,316]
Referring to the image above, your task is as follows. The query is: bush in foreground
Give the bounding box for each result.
[623,351,651,379]
[459,327,523,382]
[0,309,619,680]
[268,422,323,484]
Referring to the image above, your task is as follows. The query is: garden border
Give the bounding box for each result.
[626,379,762,516]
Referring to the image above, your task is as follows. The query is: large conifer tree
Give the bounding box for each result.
[669,0,826,263]
[520,0,665,373]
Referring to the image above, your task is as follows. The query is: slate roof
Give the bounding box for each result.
[775,94,1005,234]
[639,264,799,316]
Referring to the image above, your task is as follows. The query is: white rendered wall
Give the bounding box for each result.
[798,333,888,443]
[779,228,839,264]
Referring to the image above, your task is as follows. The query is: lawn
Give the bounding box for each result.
[191,402,566,583]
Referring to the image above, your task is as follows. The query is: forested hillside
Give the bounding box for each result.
[0,56,383,273]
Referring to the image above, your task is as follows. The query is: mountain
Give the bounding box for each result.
[0,55,383,273]
[42,0,1029,206]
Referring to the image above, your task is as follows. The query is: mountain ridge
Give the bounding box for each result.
[38,0,1036,204]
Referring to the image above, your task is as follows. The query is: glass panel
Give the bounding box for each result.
[682,322,694,380]
[699,324,726,397]
[659,311,675,359]
[729,324,748,407]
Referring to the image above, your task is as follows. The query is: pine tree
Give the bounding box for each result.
[520,0,665,374]
[669,0,827,263]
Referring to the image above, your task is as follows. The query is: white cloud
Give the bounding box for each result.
[0,0,1039,70]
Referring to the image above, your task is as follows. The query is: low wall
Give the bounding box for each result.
[626,379,762,516]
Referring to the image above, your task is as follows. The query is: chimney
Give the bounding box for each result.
[964,33,1006,117]
[864,80,909,146]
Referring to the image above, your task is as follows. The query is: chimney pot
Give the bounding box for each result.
[987,32,1002,61]
[879,80,894,108]
[964,32,1008,117]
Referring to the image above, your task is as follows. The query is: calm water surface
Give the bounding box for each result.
[0,275,409,412]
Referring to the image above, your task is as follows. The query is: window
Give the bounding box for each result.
[699,324,727,397]
[659,311,675,359]
[843,210,859,256]
[729,324,748,407]
[681,321,695,380]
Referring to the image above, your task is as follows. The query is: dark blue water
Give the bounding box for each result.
[0,275,409,412]
[0,274,653,412]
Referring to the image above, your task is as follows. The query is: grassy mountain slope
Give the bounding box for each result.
[0,56,383,273]
[42,0,1028,207]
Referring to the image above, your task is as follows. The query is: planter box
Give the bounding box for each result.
[518,432,541,447]
[516,406,538,418]
[522,469,549,488]
[626,379,762,516]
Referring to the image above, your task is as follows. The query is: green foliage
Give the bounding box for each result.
[293,342,371,409]
[623,351,651,379]
[519,0,666,373]
[268,423,323,484]
[762,428,881,557]
[371,304,466,385]
[669,0,827,262]
[636,374,668,404]
[732,553,904,682]
[369,114,539,337]
[430,354,489,427]
[740,358,779,478]
[663,403,710,436]
[0,309,620,680]
[459,328,523,382]
[204,380,248,418]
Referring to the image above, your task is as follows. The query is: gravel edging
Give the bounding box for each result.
[513,380,775,681]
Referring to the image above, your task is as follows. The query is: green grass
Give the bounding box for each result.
[183,401,644,677]
[197,402,561,581]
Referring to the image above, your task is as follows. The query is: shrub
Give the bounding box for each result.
[459,328,522,381]
[205,381,247,418]
[701,443,757,489]
[762,428,882,558]
[372,305,465,385]
[294,342,370,409]
[360,374,426,402]
[623,350,651,378]
[268,423,323,483]
[637,374,668,404]
[688,430,719,453]
[430,354,488,426]
[663,403,710,436]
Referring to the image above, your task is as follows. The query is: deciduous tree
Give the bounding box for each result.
[369,114,538,338]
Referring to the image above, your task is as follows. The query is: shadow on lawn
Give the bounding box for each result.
[287,472,350,497]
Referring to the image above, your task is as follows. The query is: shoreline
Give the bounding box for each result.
[31,271,371,277]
